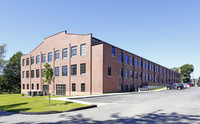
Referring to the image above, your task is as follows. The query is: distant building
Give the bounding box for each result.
[21,30,181,95]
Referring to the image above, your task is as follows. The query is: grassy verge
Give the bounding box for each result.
[150,87,166,91]
[0,94,88,113]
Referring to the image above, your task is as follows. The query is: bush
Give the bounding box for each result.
[21,93,25,96]
[31,93,34,97]
[39,92,43,96]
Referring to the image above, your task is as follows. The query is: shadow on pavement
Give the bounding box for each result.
[42,110,200,124]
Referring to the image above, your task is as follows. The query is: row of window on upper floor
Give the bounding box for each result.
[112,47,179,77]
[22,63,86,79]
[22,44,86,66]
[108,67,180,83]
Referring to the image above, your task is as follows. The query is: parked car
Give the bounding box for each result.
[188,82,195,87]
[167,83,184,90]
[183,83,188,88]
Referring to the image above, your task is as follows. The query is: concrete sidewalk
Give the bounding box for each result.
[51,88,166,106]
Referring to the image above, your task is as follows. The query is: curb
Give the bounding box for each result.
[19,105,97,115]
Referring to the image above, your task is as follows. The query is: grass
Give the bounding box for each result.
[0,94,88,113]
[150,87,166,91]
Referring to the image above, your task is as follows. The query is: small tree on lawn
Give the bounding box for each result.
[42,63,54,106]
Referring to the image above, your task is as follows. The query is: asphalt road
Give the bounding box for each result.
[1,87,200,124]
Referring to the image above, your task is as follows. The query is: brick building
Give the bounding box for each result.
[21,30,181,95]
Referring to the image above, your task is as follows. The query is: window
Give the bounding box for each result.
[26,71,29,78]
[72,83,76,91]
[125,70,128,79]
[36,69,39,78]
[146,63,148,70]
[81,83,85,92]
[125,55,128,64]
[143,73,145,80]
[36,55,40,64]
[22,59,25,66]
[155,76,157,82]
[62,48,68,59]
[112,47,115,56]
[119,69,123,78]
[119,53,123,63]
[146,74,148,81]
[125,85,128,91]
[55,50,60,60]
[130,71,133,79]
[81,44,86,56]
[48,52,52,62]
[26,58,29,66]
[22,71,25,78]
[135,59,138,67]
[139,60,141,68]
[23,84,25,89]
[80,63,86,75]
[152,65,154,72]
[27,84,29,89]
[41,69,45,77]
[143,61,145,69]
[32,84,34,90]
[130,57,133,65]
[153,75,155,82]
[150,64,152,71]
[31,70,34,78]
[150,75,152,81]
[62,66,67,76]
[71,64,77,75]
[71,46,77,57]
[135,72,138,79]
[37,84,39,90]
[139,72,142,80]
[42,54,46,63]
[31,56,34,65]
[55,67,59,76]
[108,66,111,76]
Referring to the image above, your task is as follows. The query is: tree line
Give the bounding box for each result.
[0,44,23,93]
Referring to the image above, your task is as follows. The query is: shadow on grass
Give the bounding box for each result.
[0,102,30,115]
[44,110,200,124]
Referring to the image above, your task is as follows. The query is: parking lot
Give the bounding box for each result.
[1,87,200,124]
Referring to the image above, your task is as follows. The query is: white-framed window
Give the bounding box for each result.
[71,46,77,57]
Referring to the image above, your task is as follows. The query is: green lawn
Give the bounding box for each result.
[150,87,166,91]
[0,94,88,113]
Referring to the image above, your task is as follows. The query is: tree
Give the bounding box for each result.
[0,52,23,93]
[171,67,179,72]
[197,77,200,87]
[42,63,54,106]
[0,44,6,74]
[180,64,194,83]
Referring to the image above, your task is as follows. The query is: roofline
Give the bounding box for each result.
[92,37,180,74]
[44,30,67,39]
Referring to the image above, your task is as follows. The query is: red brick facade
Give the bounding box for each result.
[21,31,181,95]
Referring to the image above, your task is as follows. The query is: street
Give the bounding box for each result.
[1,87,200,124]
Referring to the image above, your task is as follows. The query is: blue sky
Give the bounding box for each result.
[0,0,199,78]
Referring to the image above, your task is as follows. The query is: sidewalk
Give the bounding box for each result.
[51,88,166,106]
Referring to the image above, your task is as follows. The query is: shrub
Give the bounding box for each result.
[21,93,25,96]
[39,92,43,96]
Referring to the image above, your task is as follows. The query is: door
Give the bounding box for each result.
[43,85,49,95]
[56,85,66,96]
